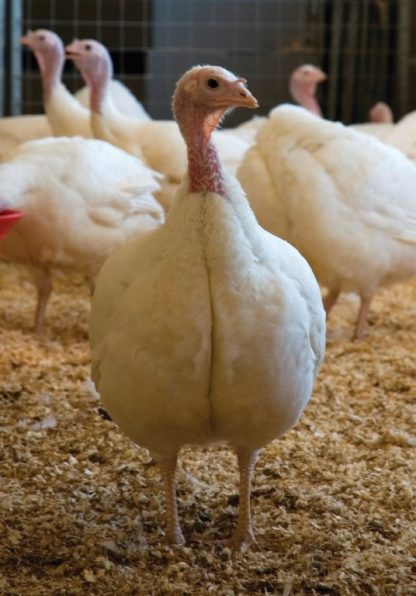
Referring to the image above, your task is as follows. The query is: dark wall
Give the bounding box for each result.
[13,0,416,124]
[147,0,327,125]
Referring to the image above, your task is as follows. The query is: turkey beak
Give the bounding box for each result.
[316,69,327,82]
[20,31,34,46]
[65,41,81,60]
[230,79,258,109]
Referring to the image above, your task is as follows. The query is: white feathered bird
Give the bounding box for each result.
[20,30,150,138]
[90,66,325,548]
[369,102,394,124]
[350,101,394,140]
[228,64,327,144]
[238,104,416,338]
[351,104,416,160]
[75,78,150,121]
[0,137,164,332]
[65,39,250,210]
[383,109,416,160]
[21,29,93,137]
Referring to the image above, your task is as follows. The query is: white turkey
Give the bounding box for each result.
[350,101,394,141]
[90,66,325,548]
[351,103,416,160]
[21,29,93,137]
[369,101,394,124]
[228,63,327,144]
[225,115,266,144]
[238,104,416,339]
[75,78,150,121]
[383,109,416,161]
[289,64,327,117]
[20,29,150,138]
[65,39,250,210]
[0,137,164,332]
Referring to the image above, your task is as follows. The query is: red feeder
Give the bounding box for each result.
[0,210,24,243]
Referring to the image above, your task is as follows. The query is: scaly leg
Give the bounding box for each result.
[323,289,340,318]
[232,448,258,550]
[354,293,374,340]
[158,455,185,545]
[34,270,52,334]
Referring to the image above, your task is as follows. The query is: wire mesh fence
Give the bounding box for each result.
[1,0,415,124]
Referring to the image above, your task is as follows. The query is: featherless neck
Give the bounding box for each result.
[180,108,225,195]
[299,94,322,117]
[84,57,113,114]
[37,47,64,103]
[89,78,107,114]
[290,81,322,117]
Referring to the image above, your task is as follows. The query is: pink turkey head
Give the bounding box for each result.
[65,39,113,112]
[289,64,326,117]
[369,102,393,124]
[20,29,65,99]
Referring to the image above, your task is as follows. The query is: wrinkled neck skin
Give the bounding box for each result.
[290,81,322,117]
[83,57,113,114]
[36,47,64,103]
[178,105,226,195]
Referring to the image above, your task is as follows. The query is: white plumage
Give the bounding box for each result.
[108,116,250,212]
[350,101,394,140]
[226,64,326,145]
[0,115,51,159]
[66,39,249,211]
[224,115,266,144]
[348,103,416,159]
[49,77,150,137]
[92,107,250,210]
[383,110,416,160]
[75,78,151,121]
[44,82,93,137]
[90,66,325,548]
[238,104,416,338]
[21,29,92,137]
[349,121,394,141]
[90,108,249,178]
[0,136,164,331]
[91,174,324,449]
[21,29,150,139]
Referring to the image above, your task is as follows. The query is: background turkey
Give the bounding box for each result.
[1,2,415,593]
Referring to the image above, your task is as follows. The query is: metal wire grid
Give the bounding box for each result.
[146,0,326,123]
[21,0,151,115]
[19,0,328,125]
[7,0,416,124]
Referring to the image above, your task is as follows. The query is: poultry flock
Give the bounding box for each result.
[1,27,416,549]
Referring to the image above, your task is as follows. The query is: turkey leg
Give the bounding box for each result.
[232,447,258,550]
[158,454,185,545]
[34,269,52,333]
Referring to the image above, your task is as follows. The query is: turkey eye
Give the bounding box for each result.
[38,35,45,41]
[85,44,92,51]
[207,78,219,89]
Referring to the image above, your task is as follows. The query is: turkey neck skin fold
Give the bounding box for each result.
[91,172,323,459]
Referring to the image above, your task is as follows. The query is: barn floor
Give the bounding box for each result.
[0,261,415,596]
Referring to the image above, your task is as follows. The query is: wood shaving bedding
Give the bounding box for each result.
[0,262,415,595]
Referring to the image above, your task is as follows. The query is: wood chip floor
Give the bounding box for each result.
[1,262,415,595]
